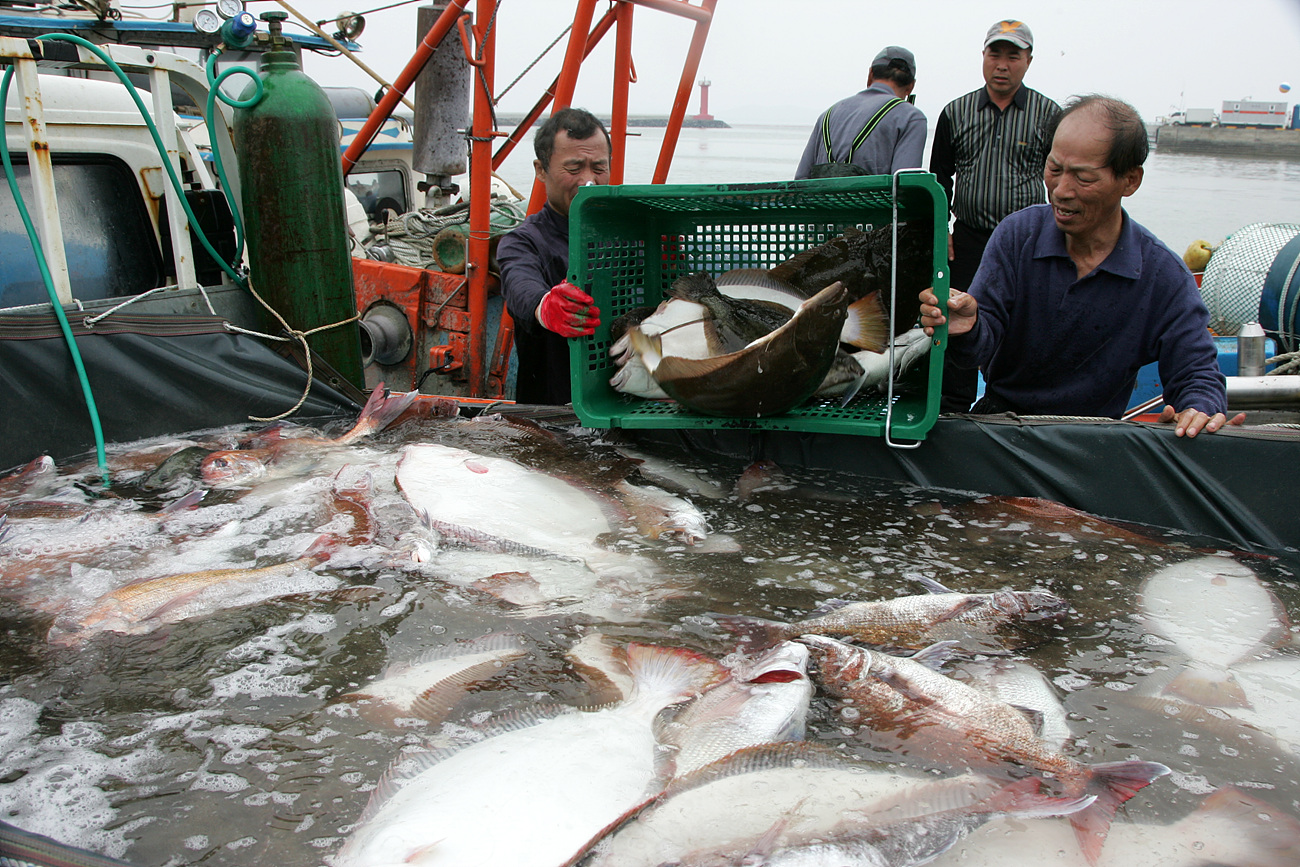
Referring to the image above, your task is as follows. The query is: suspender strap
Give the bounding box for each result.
[821,97,905,163]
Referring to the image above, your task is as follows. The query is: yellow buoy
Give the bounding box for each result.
[1183,239,1214,273]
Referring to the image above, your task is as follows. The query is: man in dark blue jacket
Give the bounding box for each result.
[497,108,609,405]
[919,95,1243,437]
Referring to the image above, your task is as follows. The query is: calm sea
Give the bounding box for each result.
[493,123,1300,255]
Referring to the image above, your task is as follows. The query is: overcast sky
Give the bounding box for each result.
[269,0,1300,128]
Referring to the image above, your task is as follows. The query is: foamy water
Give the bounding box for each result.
[0,416,1297,866]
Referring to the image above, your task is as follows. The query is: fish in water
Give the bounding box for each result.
[46,534,339,645]
[800,634,1170,865]
[715,577,1069,654]
[572,742,1091,867]
[1138,555,1291,708]
[334,642,726,867]
[136,445,213,492]
[336,632,528,728]
[658,640,813,779]
[949,657,1073,751]
[200,385,417,486]
[770,222,933,339]
[0,455,57,501]
[928,785,1300,867]
[627,281,850,417]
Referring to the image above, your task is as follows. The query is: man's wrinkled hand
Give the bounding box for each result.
[537,281,601,338]
[1157,405,1246,437]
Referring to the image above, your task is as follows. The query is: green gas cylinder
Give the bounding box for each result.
[233,10,364,390]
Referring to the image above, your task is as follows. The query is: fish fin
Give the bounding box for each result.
[653,351,736,385]
[626,327,664,373]
[624,643,727,708]
[301,533,336,565]
[914,575,957,594]
[559,791,665,867]
[407,656,524,724]
[907,639,961,671]
[354,387,419,438]
[1070,760,1171,865]
[1163,666,1253,709]
[710,613,793,651]
[701,319,727,356]
[666,742,848,796]
[1174,786,1300,867]
[1012,705,1047,735]
[928,596,987,625]
[566,632,634,705]
[159,489,206,513]
[840,291,889,352]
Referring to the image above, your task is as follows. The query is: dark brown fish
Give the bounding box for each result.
[771,223,932,338]
[628,281,850,417]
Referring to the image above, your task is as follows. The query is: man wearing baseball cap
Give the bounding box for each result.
[795,45,927,179]
[929,20,1060,411]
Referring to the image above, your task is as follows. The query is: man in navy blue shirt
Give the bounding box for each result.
[920,95,1243,437]
[497,108,609,405]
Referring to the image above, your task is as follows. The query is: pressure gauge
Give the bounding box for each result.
[193,8,222,34]
[215,0,244,20]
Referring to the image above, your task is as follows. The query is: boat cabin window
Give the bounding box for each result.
[0,155,164,308]
[347,167,409,225]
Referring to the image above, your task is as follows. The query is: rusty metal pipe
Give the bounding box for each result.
[466,0,496,395]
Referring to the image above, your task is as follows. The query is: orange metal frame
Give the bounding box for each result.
[341,0,718,399]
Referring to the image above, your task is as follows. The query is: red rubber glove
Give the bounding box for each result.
[536,281,601,338]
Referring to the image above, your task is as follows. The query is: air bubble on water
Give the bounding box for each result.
[184,835,209,850]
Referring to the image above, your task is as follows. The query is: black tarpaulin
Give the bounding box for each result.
[0,312,359,470]
[636,415,1300,554]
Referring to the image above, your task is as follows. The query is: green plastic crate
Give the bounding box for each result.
[566,174,950,439]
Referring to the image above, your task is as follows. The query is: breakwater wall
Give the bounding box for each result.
[1155,125,1300,158]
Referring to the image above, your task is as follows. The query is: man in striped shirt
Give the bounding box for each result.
[929,19,1061,411]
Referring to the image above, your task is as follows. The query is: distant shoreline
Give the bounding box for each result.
[493,113,730,129]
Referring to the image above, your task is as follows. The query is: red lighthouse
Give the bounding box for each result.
[693,78,714,121]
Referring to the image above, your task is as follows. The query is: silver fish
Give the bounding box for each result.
[659,641,812,778]
[335,642,726,867]
[336,633,528,727]
[929,785,1300,867]
[1138,555,1291,708]
[574,743,1091,867]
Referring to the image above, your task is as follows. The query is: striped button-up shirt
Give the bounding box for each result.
[929,85,1060,232]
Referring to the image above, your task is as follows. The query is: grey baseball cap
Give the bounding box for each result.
[984,20,1033,50]
[872,45,916,77]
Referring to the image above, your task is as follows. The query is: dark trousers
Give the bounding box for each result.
[940,220,994,413]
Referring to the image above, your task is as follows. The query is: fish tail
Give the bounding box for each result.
[1164,665,1253,709]
[710,614,793,651]
[841,291,889,352]
[1070,760,1171,864]
[337,384,418,443]
[302,533,337,564]
[623,643,727,709]
[1174,786,1300,867]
